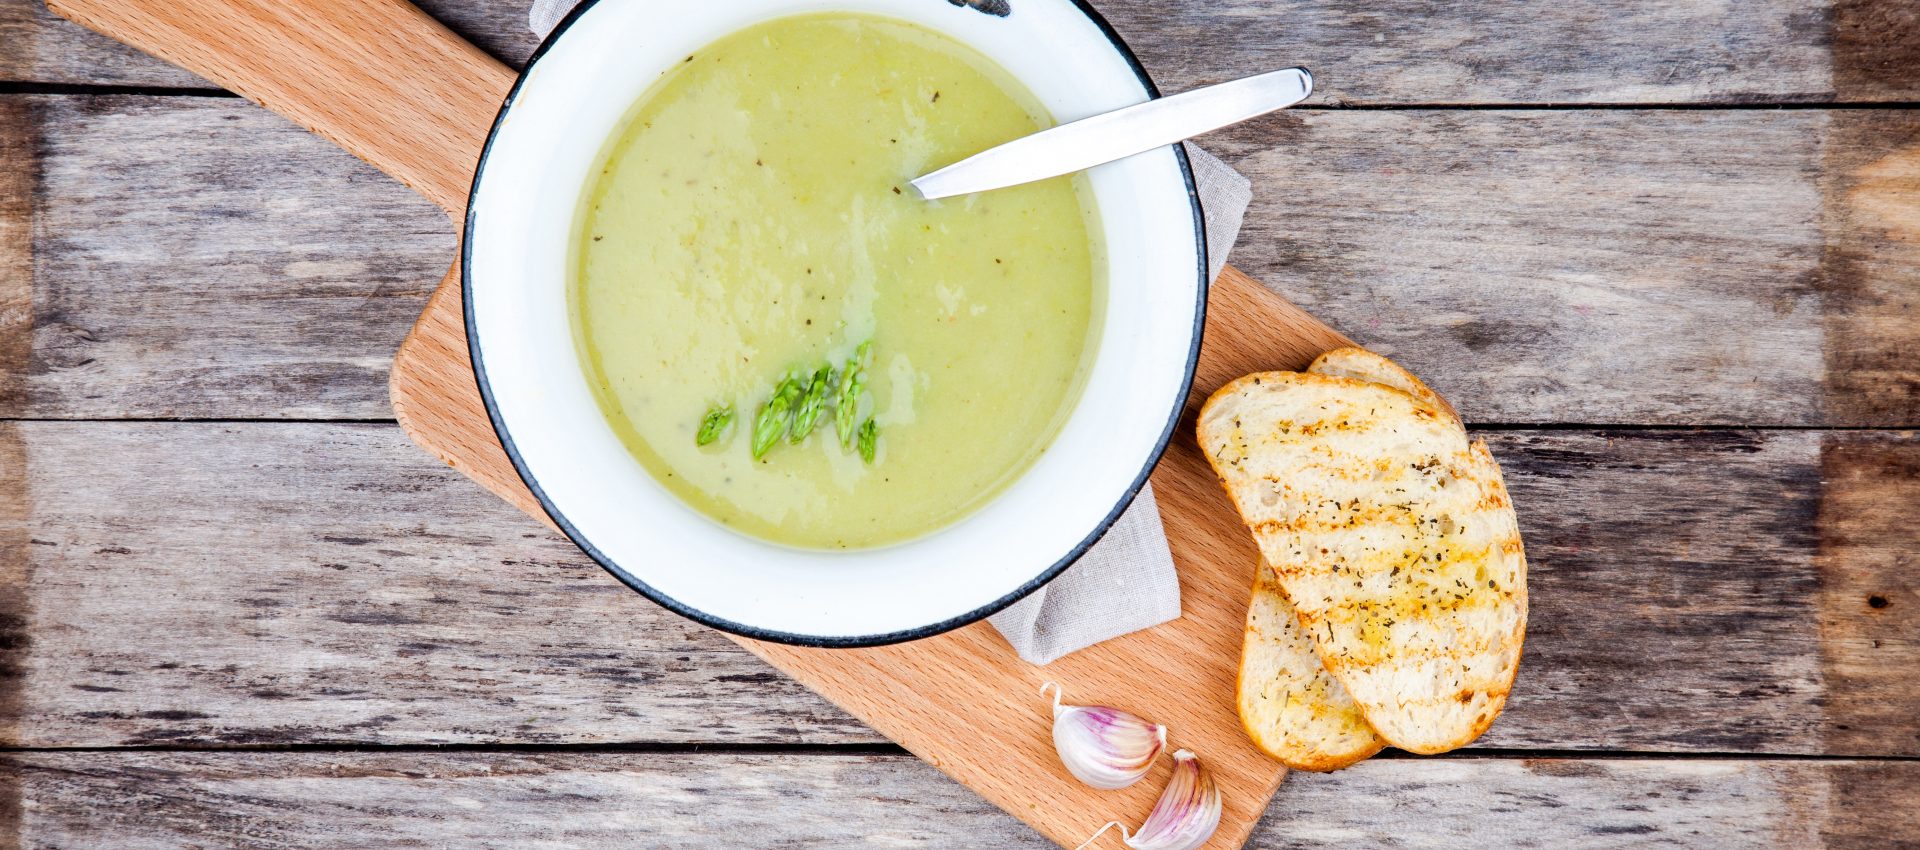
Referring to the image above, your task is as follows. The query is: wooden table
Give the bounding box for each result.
[1,1,1915,846]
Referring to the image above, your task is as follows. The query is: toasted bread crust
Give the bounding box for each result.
[1237,561,1386,771]
[1308,347,1459,425]
[1201,355,1526,757]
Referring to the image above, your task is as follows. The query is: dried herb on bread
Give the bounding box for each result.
[1203,348,1526,756]
[1237,560,1386,770]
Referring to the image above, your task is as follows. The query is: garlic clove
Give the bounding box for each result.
[1043,682,1168,790]
[1074,750,1222,850]
[1126,750,1221,850]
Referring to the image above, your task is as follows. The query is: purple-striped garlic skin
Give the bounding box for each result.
[1125,749,1221,850]
[1043,683,1168,790]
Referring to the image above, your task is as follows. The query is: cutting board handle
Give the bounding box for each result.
[46,0,513,219]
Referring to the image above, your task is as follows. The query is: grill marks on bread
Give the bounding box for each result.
[1237,564,1386,771]
[1203,349,1527,757]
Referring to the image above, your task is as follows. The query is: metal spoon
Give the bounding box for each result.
[910,67,1313,200]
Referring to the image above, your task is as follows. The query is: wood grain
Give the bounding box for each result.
[43,0,512,217]
[29,9,1357,846]
[0,113,31,843]
[30,7,1324,846]
[10,0,1920,105]
[5,97,1917,424]
[1816,432,1920,756]
[1,422,1912,756]
[2,752,1916,849]
[4,421,873,748]
[0,0,536,90]
[1203,107,1920,427]
[4,95,449,419]
[8,1,1919,845]
[1818,110,1920,424]
[394,265,1338,850]
[0,426,24,844]
[0,98,31,412]
[389,261,541,517]
[1831,0,1920,101]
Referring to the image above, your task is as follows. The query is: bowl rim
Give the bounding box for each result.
[461,0,1210,647]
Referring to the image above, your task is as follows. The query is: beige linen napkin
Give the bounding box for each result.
[528,3,1253,663]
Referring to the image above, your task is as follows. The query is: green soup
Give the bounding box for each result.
[573,13,1099,549]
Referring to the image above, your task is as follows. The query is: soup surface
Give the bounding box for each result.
[575,13,1098,549]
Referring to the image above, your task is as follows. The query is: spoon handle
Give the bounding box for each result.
[911,67,1312,199]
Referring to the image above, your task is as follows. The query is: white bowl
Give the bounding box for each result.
[464,0,1206,646]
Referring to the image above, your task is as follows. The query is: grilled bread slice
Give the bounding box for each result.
[1201,364,1526,755]
[1238,560,1386,770]
[1233,352,1431,767]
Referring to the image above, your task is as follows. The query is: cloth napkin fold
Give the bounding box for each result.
[527,2,1254,663]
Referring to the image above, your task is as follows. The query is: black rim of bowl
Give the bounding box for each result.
[462,0,1210,648]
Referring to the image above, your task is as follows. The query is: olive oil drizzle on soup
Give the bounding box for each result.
[574,13,1099,549]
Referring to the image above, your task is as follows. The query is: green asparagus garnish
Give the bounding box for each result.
[857,416,878,464]
[695,404,733,446]
[835,368,865,447]
[789,365,832,443]
[836,340,873,447]
[731,341,876,464]
[752,376,804,460]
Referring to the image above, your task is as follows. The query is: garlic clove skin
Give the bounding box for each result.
[1124,750,1222,850]
[1043,682,1168,790]
[1054,706,1169,790]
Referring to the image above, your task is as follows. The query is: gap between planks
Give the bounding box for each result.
[0,742,1917,763]
[4,423,1914,754]
[4,417,1918,432]
[3,751,1916,849]
[9,0,1920,104]
[15,82,1920,110]
[8,99,1920,425]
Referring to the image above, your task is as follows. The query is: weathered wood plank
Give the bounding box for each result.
[0,429,24,839]
[1816,430,1920,756]
[1818,110,1920,424]
[5,95,449,418]
[0,100,31,413]
[4,96,1917,425]
[1119,0,1864,105]
[2,422,1912,753]
[3,421,874,747]
[9,0,1920,105]
[0,113,33,838]
[1205,107,1920,427]
[2,752,1914,849]
[0,0,538,89]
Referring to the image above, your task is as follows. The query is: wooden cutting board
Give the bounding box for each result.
[49,1,1353,846]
